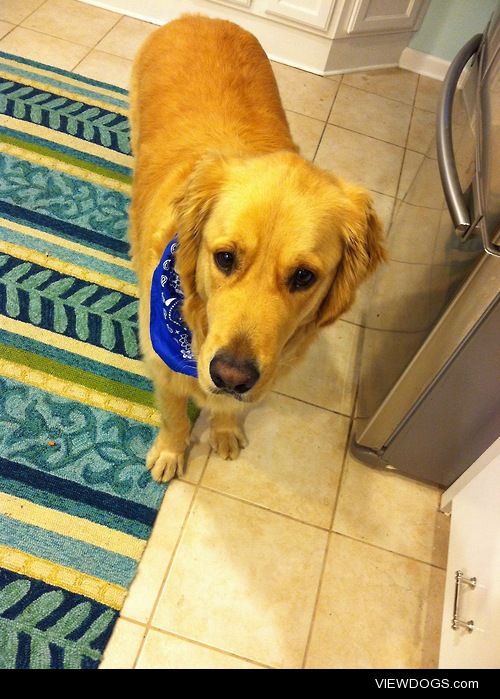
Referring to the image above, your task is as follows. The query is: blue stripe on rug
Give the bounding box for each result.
[0,66,129,111]
[0,457,158,529]
[0,223,138,286]
[0,473,151,539]
[0,516,137,587]
[0,201,129,256]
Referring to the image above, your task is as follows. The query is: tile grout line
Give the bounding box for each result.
[311,79,341,162]
[130,448,212,669]
[196,482,331,533]
[300,382,359,668]
[71,10,124,73]
[0,24,17,42]
[326,312,448,576]
[366,183,441,211]
[271,388,353,419]
[391,73,424,215]
[330,384,360,531]
[2,7,126,73]
[19,0,51,26]
[342,317,435,334]
[2,0,50,37]
[314,76,425,210]
[339,74,420,107]
[285,107,325,124]
[117,614,146,627]
[11,24,89,50]
[75,45,134,64]
[119,613,274,667]
[147,626,274,669]
[320,120,408,153]
[330,528,449,572]
[327,83,414,150]
[300,534,333,669]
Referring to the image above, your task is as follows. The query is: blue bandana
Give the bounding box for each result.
[150,237,198,377]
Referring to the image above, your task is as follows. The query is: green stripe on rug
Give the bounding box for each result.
[0,342,155,408]
[0,327,152,392]
[0,131,132,185]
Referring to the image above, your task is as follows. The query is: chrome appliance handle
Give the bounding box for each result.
[437,33,483,238]
[452,570,476,632]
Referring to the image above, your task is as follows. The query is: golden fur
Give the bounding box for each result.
[129,15,386,482]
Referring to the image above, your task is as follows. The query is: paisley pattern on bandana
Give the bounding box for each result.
[150,238,198,377]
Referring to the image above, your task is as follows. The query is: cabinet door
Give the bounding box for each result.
[265,0,336,31]
[209,0,253,7]
[347,0,428,35]
[439,449,500,668]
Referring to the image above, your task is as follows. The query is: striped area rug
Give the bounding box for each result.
[0,51,181,669]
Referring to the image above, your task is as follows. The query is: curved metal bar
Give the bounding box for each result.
[436,33,483,237]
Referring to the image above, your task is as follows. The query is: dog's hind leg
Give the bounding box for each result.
[209,411,248,461]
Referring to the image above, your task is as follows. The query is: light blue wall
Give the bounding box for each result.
[410,0,498,60]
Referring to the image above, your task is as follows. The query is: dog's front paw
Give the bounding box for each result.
[209,426,248,460]
[146,437,185,483]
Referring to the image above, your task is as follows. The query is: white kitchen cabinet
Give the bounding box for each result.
[439,437,500,669]
[82,0,429,74]
[265,0,336,31]
[211,0,252,7]
[346,0,429,35]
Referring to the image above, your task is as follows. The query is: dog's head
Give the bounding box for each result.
[174,151,385,402]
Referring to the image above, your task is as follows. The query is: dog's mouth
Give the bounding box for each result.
[209,387,247,402]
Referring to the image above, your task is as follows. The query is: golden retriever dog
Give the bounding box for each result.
[129,15,385,482]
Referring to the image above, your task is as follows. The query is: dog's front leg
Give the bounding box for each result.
[209,410,248,461]
[146,372,190,482]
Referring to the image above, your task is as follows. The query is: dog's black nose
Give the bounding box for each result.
[209,353,260,394]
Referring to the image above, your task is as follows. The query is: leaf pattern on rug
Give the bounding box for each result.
[0,254,139,357]
[0,80,130,154]
[0,573,117,669]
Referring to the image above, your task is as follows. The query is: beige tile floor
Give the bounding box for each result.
[0,0,451,669]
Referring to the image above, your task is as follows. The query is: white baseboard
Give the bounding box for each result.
[399,47,450,81]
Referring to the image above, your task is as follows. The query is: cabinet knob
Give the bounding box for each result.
[452,570,476,633]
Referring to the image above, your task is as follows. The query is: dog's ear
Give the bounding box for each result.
[316,184,386,327]
[173,153,227,299]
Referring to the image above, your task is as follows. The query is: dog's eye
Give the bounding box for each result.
[214,251,235,274]
[290,268,316,291]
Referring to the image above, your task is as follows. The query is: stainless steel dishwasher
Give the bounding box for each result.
[351,11,500,487]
